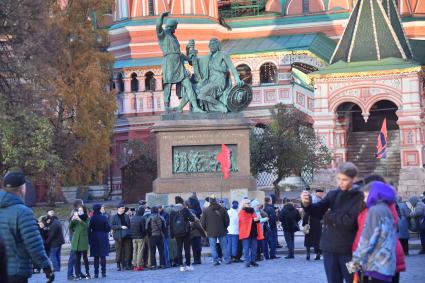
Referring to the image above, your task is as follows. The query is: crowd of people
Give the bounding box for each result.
[1,163,425,283]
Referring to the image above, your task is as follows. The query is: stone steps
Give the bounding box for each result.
[346,130,401,185]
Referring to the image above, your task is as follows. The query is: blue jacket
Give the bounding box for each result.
[0,191,51,278]
[89,211,111,257]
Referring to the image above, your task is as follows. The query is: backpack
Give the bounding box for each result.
[172,210,187,237]
[150,215,164,236]
[406,201,425,232]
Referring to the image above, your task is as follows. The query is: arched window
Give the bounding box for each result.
[236,64,252,85]
[117,73,125,92]
[148,0,155,16]
[145,71,156,91]
[260,62,277,84]
[303,0,309,13]
[109,78,116,91]
[130,72,139,92]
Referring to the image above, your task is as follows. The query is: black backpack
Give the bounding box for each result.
[173,210,187,237]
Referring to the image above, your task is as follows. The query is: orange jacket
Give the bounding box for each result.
[238,209,264,240]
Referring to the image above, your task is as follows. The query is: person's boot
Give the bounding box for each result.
[314,254,321,260]
[117,262,122,271]
[306,248,310,260]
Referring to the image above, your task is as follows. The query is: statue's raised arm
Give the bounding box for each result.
[156,12,169,38]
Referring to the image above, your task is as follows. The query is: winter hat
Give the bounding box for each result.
[250,199,259,208]
[175,196,184,204]
[116,202,125,209]
[409,196,419,206]
[3,171,26,189]
[151,206,159,214]
[232,200,239,206]
[92,204,102,213]
[366,181,396,208]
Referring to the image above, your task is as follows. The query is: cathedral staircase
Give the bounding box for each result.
[346,130,401,186]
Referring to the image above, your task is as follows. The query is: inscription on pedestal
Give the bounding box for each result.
[172,144,238,174]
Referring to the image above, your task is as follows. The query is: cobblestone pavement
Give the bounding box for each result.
[31,254,425,283]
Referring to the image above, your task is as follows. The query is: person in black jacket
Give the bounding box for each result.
[279,199,301,259]
[146,206,166,269]
[111,203,132,271]
[45,214,65,272]
[263,197,279,260]
[170,196,195,271]
[130,206,146,271]
[301,162,363,283]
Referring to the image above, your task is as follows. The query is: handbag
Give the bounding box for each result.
[303,217,311,235]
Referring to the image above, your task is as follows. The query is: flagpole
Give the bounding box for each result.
[220,174,223,201]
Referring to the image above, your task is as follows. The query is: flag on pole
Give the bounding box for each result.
[376,118,388,159]
[216,144,230,179]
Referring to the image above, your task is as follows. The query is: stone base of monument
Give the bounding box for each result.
[151,113,257,195]
[146,189,265,208]
[398,168,425,198]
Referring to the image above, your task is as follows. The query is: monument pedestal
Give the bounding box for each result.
[151,113,257,194]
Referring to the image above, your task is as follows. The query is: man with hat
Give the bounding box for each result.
[0,171,54,283]
[111,202,132,271]
[156,11,204,113]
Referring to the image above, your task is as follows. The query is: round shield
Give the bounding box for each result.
[227,84,253,112]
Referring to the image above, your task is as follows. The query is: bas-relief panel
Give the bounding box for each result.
[172,145,238,174]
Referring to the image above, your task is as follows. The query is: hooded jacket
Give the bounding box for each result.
[0,191,51,278]
[353,182,397,280]
[353,204,406,273]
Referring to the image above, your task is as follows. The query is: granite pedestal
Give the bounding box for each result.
[151,113,257,194]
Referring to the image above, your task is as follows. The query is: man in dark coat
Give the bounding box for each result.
[263,197,279,260]
[0,172,54,283]
[111,202,132,271]
[130,206,146,270]
[301,162,363,283]
[201,196,231,265]
[279,199,301,259]
[89,204,111,278]
[45,215,65,272]
[302,190,323,260]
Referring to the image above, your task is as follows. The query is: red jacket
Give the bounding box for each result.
[353,204,406,273]
[238,209,264,240]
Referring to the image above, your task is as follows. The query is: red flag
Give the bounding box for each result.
[376,118,388,159]
[216,144,230,179]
